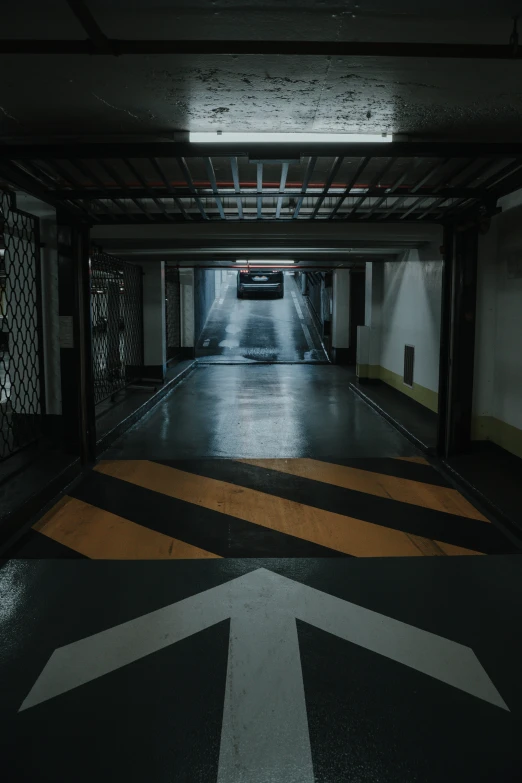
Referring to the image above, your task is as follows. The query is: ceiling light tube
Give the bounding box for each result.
[235,259,295,264]
[190,132,392,143]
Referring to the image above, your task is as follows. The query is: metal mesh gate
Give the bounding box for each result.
[165,266,180,360]
[90,248,143,406]
[0,190,44,461]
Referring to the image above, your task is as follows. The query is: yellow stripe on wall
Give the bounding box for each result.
[238,457,488,522]
[95,460,481,558]
[33,495,219,560]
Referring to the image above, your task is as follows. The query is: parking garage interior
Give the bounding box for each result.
[1,2,522,781]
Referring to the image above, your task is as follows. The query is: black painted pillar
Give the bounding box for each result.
[57,212,96,464]
[437,223,479,457]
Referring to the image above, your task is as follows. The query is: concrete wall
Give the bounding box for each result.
[358,247,443,413]
[332,270,350,356]
[305,274,323,325]
[473,193,522,458]
[380,250,442,411]
[180,269,195,349]
[142,261,166,379]
[194,268,217,344]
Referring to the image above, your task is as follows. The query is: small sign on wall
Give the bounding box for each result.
[59,315,74,348]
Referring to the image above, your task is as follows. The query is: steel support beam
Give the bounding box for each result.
[123,158,174,222]
[97,159,153,221]
[256,163,263,220]
[47,186,489,201]
[292,156,317,219]
[3,143,522,160]
[177,157,208,220]
[204,157,226,220]
[0,160,81,216]
[230,156,244,220]
[1,40,522,59]
[329,157,370,219]
[275,161,289,220]
[437,223,479,457]
[348,158,395,218]
[56,212,96,464]
[309,156,344,219]
[88,213,441,225]
[149,157,189,219]
[66,1,114,54]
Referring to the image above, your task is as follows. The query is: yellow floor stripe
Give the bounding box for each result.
[33,495,219,560]
[95,460,481,558]
[396,456,430,465]
[237,458,488,522]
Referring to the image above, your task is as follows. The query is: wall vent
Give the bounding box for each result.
[403,345,414,388]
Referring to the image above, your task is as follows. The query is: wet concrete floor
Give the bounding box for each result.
[1,323,521,781]
[104,364,417,460]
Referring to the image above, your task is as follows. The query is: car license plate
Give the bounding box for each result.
[253,276,268,281]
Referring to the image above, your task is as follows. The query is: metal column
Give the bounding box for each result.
[437,223,479,457]
[57,212,96,463]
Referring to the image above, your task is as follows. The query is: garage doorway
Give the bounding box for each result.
[195,268,328,363]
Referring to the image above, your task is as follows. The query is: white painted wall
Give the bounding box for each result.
[474,193,522,433]
[364,261,383,366]
[380,247,443,393]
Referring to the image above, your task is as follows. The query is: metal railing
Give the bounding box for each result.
[0,190,44,461]
[90,248,143,406]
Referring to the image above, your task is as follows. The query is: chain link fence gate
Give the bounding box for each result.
[165,266,181,361]
[90,248,143,406]
[0,190,44,462]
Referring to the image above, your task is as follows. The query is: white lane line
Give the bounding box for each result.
[301,323,315,351]
[291,292,304,320]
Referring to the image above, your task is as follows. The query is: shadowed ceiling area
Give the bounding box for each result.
[1,1,522,142]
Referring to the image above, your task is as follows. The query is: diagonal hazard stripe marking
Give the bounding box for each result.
[237,458,488,521]
[70,469,347,559]
[33,495,220,560]
[160,459,502,553]
[396,456,430,465]
[95,460,481,558]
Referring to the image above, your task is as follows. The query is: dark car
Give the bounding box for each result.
[237,269,284,298]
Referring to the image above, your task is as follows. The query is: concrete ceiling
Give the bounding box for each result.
[2,1,522,142]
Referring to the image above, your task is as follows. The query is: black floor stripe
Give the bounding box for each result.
[157,459,518,555]
[315,456,450,487]
[6,529,88,559]
[70,470,351,558]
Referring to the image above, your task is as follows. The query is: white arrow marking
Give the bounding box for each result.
[19,568,508,782]
[218,611,314,783]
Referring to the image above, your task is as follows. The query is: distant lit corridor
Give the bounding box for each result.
[196,273,328,363]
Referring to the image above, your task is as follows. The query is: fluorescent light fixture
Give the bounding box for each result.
[235,259,295,264]
[190,132,392,143]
